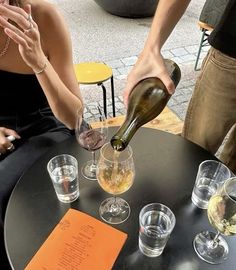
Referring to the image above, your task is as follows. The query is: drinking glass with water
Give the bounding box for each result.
[191,160,231,209]
[139,203,176,257]
[47,154,79,203]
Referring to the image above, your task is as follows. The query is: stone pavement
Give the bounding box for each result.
[82,44,209,121]
[51,0,208,121]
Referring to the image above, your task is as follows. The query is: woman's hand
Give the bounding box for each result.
[0,127,20,155]
[0,3,46,72]
[123,48,175,107]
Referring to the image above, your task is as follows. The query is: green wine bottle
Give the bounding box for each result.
[110,59,181,151]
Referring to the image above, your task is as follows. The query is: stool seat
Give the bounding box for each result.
[74,62,116,117]
[74,62,113,84]
[198,21,213,32]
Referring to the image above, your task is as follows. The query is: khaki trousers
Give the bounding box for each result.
[182,48,236,174]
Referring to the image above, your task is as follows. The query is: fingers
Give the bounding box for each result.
[159,72,175,94]
[4,25,32,48]
[7,135,16,142]
[0,128,20,155]
[123,91,129,108]
[0,3,30,31]
[0,4,37,43]
[123,80,137,108]
[0,138,14,155]
[0,127,21,139]
[24,4,31,16]
[6,143,15,153]
[123,72,175,108]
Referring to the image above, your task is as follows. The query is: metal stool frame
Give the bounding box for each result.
[194,27,211,71]
[97,75,115,118]
[74,62,116,118]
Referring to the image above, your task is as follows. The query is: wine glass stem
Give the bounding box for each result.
[211,231,221,249]
[91,151,96,165]
[111,196,120,216]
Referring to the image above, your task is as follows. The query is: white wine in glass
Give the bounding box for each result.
[97,142,135,224]
[193,177,236,264]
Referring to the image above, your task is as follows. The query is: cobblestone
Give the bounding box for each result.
[82,41,205,122]
[83,44,206,122]
[170,47,189,57]
[52,0,207,123]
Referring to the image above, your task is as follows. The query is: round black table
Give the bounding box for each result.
[4,127,236,270]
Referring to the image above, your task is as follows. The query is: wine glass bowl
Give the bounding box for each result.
[97,142,135,224]
[75,105,108,180]
[193,177,236,264]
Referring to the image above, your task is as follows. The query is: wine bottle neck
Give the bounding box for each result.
[110,118,138,151]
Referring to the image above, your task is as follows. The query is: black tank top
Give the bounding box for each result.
[209,0,236,58]
[0,70,51,129]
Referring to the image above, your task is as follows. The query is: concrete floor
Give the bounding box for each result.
[51,0,205,62]
[50,0,206,119]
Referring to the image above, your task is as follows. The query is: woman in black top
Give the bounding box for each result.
[123,0,236,174]
[0,0,84,268]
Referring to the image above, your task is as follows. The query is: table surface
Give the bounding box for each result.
[4,127,236,270]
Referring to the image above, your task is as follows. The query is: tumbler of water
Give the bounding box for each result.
[139,203,176,257]
[47,154,79,203]
[191,160,231,209]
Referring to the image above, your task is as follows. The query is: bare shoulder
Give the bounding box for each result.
[22,0,70,54]
[22,0,65,29]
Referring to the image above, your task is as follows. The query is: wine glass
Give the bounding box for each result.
[193,177,236,264]
[75,104,108,180]
[96,142,135,224]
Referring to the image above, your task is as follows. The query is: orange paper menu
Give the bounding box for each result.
[25,208,127,270]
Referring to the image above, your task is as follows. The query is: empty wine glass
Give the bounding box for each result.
[193,177,236,264]
[96,142,135,224]
[75,105,108,180]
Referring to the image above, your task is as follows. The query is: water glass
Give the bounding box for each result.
[139,203,176,257]
[191,160,231,209]
[47,154,79,203]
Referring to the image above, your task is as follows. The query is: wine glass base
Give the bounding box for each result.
[193,231,229,264]
[99,197,131,224]
[81,160,97,181]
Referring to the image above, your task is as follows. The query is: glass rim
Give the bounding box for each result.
[99,142,133,163]
[139,202,176,232]
[47,154,78,172]
[199,159,230,169]
[223,177,236,203]
[198,159,231,178]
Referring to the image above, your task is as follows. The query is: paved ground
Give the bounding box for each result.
[51,0,208,120]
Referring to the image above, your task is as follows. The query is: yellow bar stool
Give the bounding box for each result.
[74,62,116,117]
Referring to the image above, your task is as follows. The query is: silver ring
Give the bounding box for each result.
[7,144,15,152]
[25,14,33,32]
[28,13,32,22]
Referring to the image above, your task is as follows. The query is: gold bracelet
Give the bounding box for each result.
[34,61,48,75]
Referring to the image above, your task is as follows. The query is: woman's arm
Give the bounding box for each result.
[32,2,84,129]
[123,0,191,106]
[0,1,83,129]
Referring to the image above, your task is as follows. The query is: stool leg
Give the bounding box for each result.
[194,29,206,71]
[99,83,107,118]
[111,76,116,117]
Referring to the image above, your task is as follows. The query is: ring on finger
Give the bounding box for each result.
[7,143,15,152]
[25,14,33,32]
[28,13,33,22]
